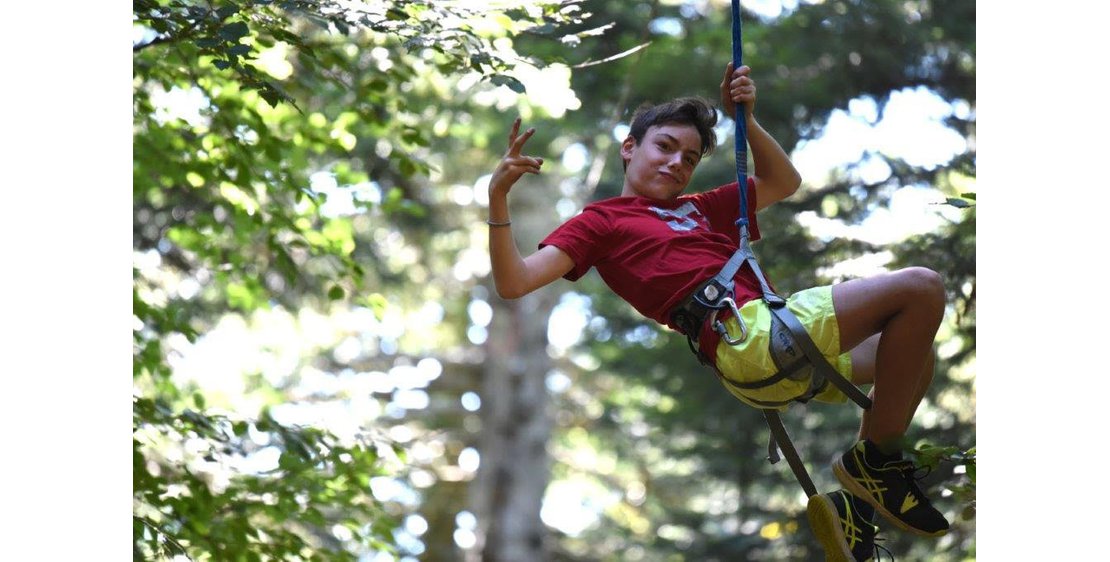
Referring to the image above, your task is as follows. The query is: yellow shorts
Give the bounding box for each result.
[712,285,853,410]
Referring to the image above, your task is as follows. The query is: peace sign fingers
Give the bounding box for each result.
[507,117,537,157]
[490,117,545,197]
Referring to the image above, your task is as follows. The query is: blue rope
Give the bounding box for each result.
[731,0,750,239]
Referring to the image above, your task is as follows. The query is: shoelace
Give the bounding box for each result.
[872,535,894,561]
[890,460,934,504]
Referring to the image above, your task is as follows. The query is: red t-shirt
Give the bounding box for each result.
[540,179,765,355]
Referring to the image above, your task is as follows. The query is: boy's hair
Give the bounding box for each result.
[624,96,719,170]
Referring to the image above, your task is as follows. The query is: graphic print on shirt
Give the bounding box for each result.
[650,201,706,233]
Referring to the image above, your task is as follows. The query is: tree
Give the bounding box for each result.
[133,1,586,558]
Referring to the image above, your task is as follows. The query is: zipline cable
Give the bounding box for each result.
[730,0,750,237]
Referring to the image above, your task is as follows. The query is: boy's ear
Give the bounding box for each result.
[619,135,637,161]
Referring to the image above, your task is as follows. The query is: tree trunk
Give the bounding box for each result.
[470,288,556,561]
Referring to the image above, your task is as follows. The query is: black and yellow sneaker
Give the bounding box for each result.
[833,440,950,537]
[807,489,882,561]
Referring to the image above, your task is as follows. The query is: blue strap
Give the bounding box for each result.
[731,0,750,238]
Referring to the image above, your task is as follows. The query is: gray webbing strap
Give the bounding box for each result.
[697,245,749,307]
[762,409,818,498]
[731,237,870,409]
[738,238,782,306]
[704,240,872,410]
[767,305,873,410]
[702,211,763,306]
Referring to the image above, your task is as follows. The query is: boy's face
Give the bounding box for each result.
[620,123,703,200]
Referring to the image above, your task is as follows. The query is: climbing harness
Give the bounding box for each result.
[670,0,873,498]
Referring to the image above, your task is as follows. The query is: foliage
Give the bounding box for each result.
[944,192,976,208]
[912,444,976,521]
[133,0,585,559]
[133,397,401,560]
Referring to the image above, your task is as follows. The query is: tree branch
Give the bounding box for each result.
[134,35,180,53]
[133,12,206,54]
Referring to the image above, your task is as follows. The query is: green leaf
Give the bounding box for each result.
[227,44,252,56]
[401,128,428,147]
[149,18,170,33]
[216,6,239,20]
[259,88,283,108]
[279,451,300,471]
[227,282,257,310]
[960,192,976,200]
[363,293,388,321]
[490,74,526,93]
[193,392,206,410]
[274,247,298,283]
[232,421,249,436]
[218,21,250,41]
[398,158,416,178]
[328,285,345,300]
[213,59,232,70]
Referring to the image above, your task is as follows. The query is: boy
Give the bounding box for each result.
[486,62,949,561]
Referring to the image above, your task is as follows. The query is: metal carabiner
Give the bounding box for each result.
[712,296,748,345]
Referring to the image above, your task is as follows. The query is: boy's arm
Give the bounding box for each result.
[487,118,575,300]
[719,63,802,212]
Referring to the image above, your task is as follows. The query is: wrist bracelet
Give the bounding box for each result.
[487,219,512,227]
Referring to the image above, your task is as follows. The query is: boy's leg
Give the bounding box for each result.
[848,334,935,441]
[832,267,944,447]
[830,267,949,537]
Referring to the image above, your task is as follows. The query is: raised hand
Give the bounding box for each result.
[489,117,545,198]
[719,62,756,120]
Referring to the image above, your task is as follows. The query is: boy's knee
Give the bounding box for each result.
[899,267,945,305]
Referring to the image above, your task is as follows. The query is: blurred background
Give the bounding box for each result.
[133,0,975,560]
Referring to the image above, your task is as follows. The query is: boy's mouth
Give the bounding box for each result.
[659,170,680,183]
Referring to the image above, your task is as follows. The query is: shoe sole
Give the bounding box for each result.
[832,458,948,538]
[806,494,857,562]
